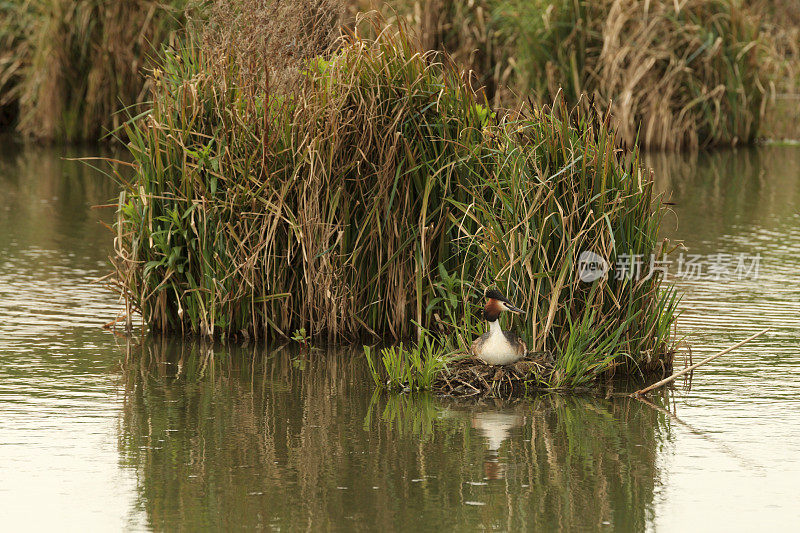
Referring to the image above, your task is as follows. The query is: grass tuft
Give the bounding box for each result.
[364,331,450,391]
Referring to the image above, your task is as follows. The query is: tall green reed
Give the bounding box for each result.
[113,18,677,384]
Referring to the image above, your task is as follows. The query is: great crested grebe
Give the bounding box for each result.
[470,289,527,365]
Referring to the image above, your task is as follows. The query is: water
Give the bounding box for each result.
[648,147,800,530]
[0,144,798,531]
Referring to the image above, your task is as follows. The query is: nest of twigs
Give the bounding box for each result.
[434,352,556,397]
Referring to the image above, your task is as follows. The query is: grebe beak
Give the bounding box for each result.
[503,302,524,314]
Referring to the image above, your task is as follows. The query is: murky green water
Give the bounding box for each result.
[1,144,798,531]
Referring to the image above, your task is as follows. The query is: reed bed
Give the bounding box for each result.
[1,1,793,145]
[508,0,773,150]
[0,0,190,142]
[113,10,677,386]
[386,0,778,150]
[747,0,800,139]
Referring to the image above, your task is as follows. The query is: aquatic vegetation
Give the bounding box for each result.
[112,11,677,384]
[0,0,190,142]
[450,101,680,377]
[547,295,633,389]
[364,333,450,391]
[388,0,779,150]
[114,21,490,341]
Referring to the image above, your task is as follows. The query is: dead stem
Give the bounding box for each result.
[633,328,770,397]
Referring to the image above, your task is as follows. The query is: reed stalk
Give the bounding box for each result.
[633,328,769,396]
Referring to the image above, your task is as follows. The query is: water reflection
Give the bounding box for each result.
[0,143,121,259]
[119,338,672,531]
[650,147,800,246]
[469,406,523,480]
[0,144,123,341]
[3,143,800,530]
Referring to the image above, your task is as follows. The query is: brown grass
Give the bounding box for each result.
[381,0,780,150]
[3,1,793,145]
[202,0,346,92]
[380,0,514,106]
[747,0,800,139]
[0,0,190,142]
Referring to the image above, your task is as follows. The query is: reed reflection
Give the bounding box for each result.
[0,144,123,260]
[119,338,672,531]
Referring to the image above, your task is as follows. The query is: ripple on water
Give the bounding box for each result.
[649,146,800,531]
[0,146,136,530]
[1,143,800,531]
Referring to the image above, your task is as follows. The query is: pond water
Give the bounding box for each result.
[0,143,798,531]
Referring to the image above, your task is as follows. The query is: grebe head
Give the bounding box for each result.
[483,289,524,321]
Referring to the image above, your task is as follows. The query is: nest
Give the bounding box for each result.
[434,352,556,397]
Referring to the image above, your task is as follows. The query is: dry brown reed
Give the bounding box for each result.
[2,1,794,145]
[584,0,769,150]
[382,0,779,150]
[0,0,190,142]
[380,0,514,107]
[202,0,347,92]
[114,19,489,341]
[747,0,800,139]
